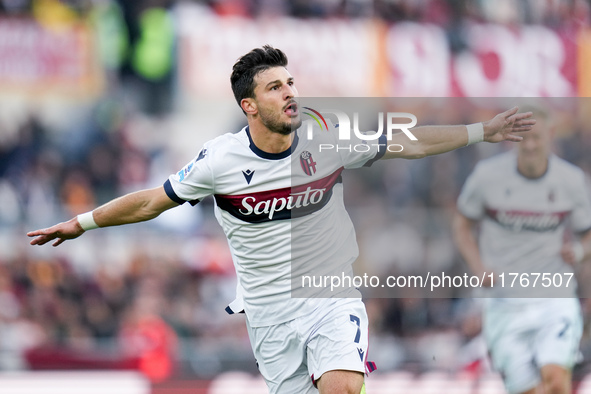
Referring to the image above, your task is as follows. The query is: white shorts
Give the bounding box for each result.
[246,298,369,394]
[483,298,582,394]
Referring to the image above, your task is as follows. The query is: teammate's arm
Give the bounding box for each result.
[561,229,591,265]
[452,211,493,287]
[383,107,535,160]
[27,186,179,247]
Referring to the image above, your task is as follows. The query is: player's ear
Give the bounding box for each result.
[241,98,257,116]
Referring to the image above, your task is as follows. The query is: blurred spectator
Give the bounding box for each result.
[0,0,31,15]
[0,267,47,370]
[118,292,178,383]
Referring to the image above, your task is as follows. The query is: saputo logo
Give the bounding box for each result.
[302,107,418,153]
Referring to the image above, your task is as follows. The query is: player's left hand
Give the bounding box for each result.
[561,241,585,266]
[483,107,536,143]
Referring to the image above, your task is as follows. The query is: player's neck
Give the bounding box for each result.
[517,156,549,179]
[248,123,295,154]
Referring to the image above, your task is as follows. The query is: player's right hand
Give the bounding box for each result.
[473,267,495,287]
[27,217,85,247]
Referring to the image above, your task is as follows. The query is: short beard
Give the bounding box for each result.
[261,114,302,136]
[273,123,293,136]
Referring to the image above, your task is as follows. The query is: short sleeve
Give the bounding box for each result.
[164,145,214,205]
[457,164,486,220]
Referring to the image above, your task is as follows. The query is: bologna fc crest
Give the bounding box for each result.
[300,150,317,176]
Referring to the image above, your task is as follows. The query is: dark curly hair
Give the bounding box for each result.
[230,45,288,111]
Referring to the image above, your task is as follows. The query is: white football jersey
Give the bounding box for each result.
[457,151,591,298]
[165,124,386,327]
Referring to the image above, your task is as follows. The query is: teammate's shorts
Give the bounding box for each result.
[246,298,369,394]
[483,298,582,394]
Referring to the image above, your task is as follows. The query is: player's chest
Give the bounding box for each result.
[483,176,575,231]
[483,176,574,231]
[485,177,571,212]
[213,150,342,195]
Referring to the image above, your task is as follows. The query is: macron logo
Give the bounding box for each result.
[196,148,207,162]
[242,169,255,184]
[357,348,365,361]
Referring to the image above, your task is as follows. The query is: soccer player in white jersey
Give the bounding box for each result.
[28,46,535,394]
[453,106,591,394]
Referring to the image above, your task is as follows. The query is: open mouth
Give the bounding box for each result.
[284,102,299,116]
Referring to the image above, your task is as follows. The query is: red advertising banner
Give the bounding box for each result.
[383,22,579,97]
[177,6,382,98]
[578,28,591,97]
[0,18,102,97]
[177,7,587,98]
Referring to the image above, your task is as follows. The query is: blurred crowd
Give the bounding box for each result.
[1,0,591,385]
[1,0,589,25]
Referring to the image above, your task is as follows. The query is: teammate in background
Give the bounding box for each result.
[453,106,591,394]
[28,46,534,394]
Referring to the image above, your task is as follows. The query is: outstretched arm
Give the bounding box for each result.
[27,186,180,247]
[383,107,535,160]
[452,211,493,287]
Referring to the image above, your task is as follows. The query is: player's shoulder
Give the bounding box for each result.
[297,117,339,143]
[201,128,250,158]
[550,154,584,174]
[206,128,248,147]
[549,154,586,184]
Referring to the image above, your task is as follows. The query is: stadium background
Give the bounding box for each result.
[1,0,591,392]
